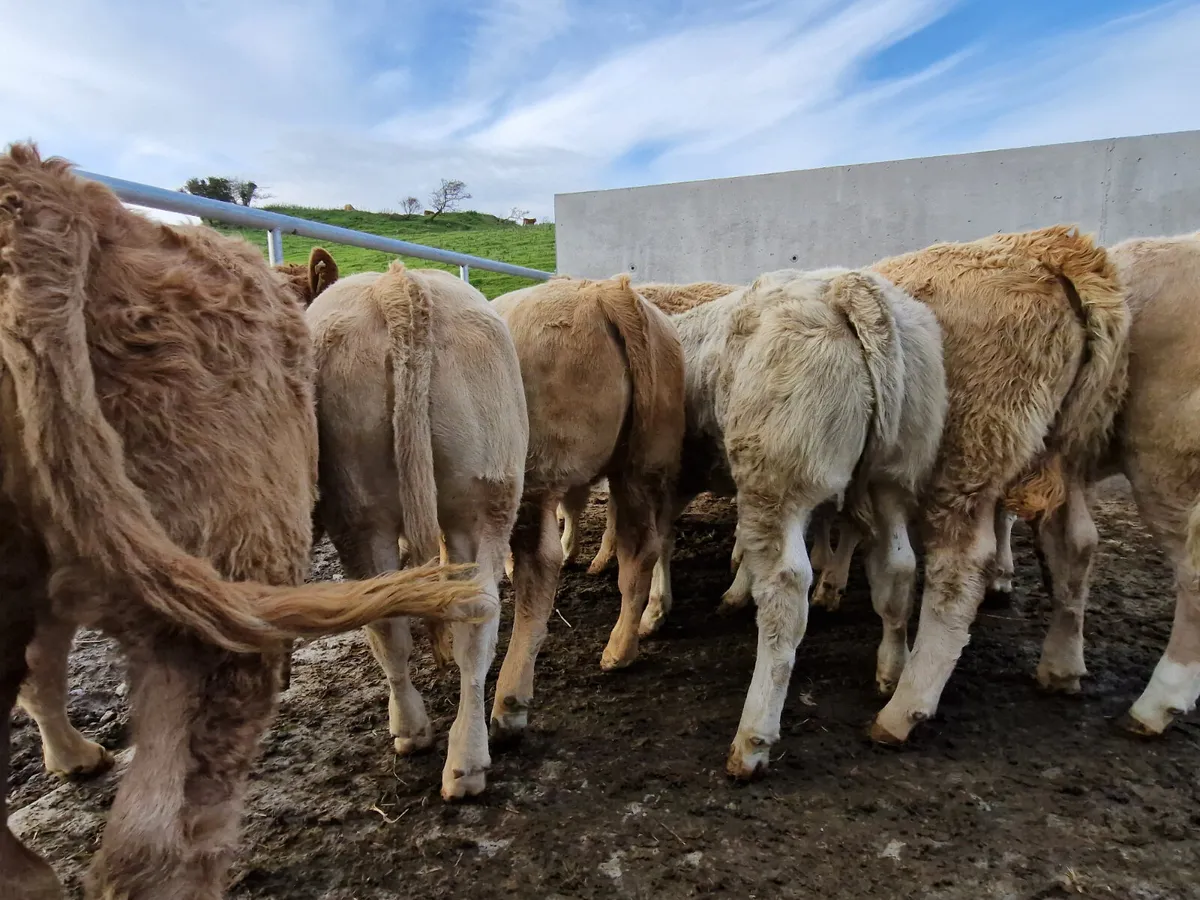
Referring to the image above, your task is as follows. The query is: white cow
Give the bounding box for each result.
[663,267,945,778]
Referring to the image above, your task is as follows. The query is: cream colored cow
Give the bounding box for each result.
[307,263,528,800]
[661,267,945,778]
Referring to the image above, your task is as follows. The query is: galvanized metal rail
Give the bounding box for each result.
[76,170,555,283]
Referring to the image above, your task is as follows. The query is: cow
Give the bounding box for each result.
[305,262,527,800]
[1011,231,1200,738]
[657,268,944,777]
[18,242,345,785]
[867,226,1128,745]
[275,245,339,307]
[557,281,740,575]
[488,275,685,741]
[0,143,492,900]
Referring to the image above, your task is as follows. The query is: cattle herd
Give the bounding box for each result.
[1,140,1198,899]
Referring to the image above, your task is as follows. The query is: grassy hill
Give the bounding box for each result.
[216,206,556,299]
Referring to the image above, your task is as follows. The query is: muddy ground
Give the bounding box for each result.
[10,479,1200,899]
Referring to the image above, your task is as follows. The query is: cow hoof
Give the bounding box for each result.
[726,735,771,781]
[867,716,911,746]
[48,741,114,780]
[810,579,843,612]
[586,558,610,576]
[638,605,667,638]
[442,766,488,802]
[600,649,636,672]
[1035,667,1083,694]
[1116,710,1168,739]
[393,726,435,757]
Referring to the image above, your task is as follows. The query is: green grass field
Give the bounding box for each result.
[215,206,556,299]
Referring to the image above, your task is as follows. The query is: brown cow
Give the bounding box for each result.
[489,275,685,740]
[0,143,491,900]
[276,245,339,307]
[558,280,739,575]
[868,226,1128,744]
[307,264,527,800]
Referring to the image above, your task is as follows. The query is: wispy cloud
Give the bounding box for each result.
[0,0,1194,222]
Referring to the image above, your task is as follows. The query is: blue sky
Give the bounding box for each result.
[1,0,1197,220]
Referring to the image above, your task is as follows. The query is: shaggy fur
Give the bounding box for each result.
[634,280,741,315]
[656,268,943,778]
[276,246,339,307]
[1023,232,1200,736]
[489,275,685,740]
[868,225,1129,744]
[0,143,490,900]
[308,263,527,800]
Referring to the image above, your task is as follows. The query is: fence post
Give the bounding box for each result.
[267,228,284,266]
[459,264,470,283]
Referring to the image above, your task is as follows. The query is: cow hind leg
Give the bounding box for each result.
[587,493,618,575]
[983,507,1019,609]
[440,488,509,801]
[559,483,590,565]
[600,476,663,671]
[2,594,63,900]
[727,496,814,780]
[719,525,753,614]
[492,496,562,743]
[864,487,916,697]
[1034,480,1095,693]
[640,491,691,638]
[870,497,997,744]
[336,528,434,756]
[1125,572,1200,736]
[638,524,675,638]
[810,513,833,573]
[811,518,861,612]
[88,644,277,900]
[18,614,113,779]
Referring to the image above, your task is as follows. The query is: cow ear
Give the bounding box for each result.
[308,247,339,297]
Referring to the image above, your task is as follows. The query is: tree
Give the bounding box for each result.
[401,196,422,216]
[181,176,235,204]
[507,206,532,223]
[181,176,268,208]
[427,179,470,219]
[231,178,267,206]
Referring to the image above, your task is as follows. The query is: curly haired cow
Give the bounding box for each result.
[489,275,685,741]
[867,226,1128,744]
[0,143,491,900]
[306,263,527,800]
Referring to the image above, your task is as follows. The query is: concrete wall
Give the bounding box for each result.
[554,131,1200,284]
